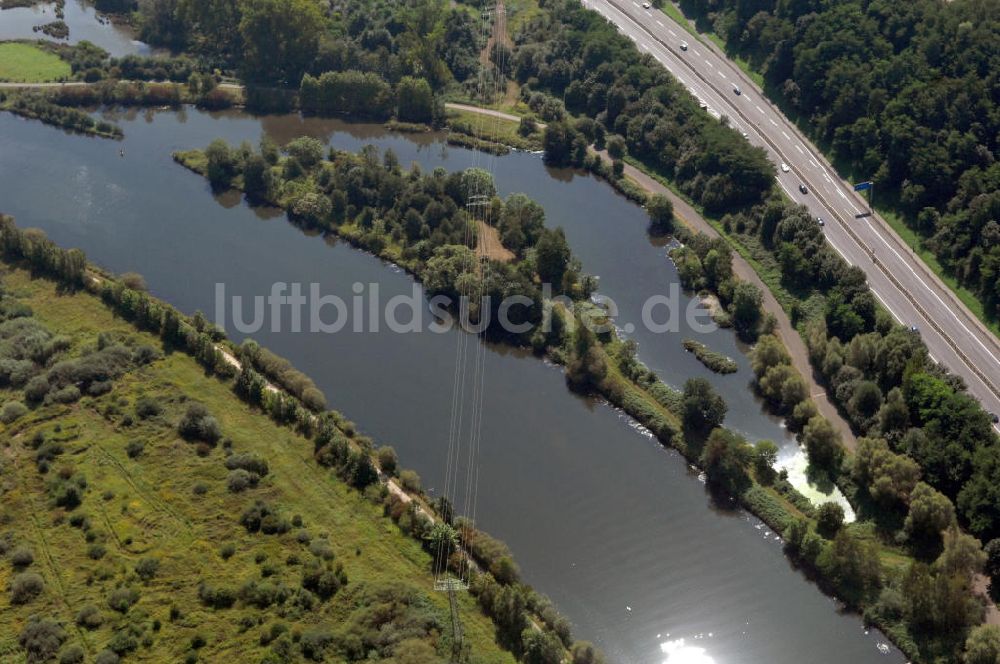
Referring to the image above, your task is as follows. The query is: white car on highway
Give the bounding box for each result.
[679,41,688,51]
[780,163,790,173]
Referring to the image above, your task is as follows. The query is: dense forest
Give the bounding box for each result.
[512,0,774,213]
[134,0,482,91]
[684,0,1000,322]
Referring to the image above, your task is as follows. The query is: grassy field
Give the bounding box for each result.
[446,107,542,152]
[0,42,71,82]
[0,266,514,663]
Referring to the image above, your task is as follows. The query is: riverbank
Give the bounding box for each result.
[0,215,583,662]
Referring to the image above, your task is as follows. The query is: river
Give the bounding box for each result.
[0,108,901,663]
[0,0,153,57]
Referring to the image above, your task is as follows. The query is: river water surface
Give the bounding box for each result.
[0,108,901,664]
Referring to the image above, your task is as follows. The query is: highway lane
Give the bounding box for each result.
[582,0,1000,429]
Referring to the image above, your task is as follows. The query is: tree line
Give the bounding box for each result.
[521,0,774,213]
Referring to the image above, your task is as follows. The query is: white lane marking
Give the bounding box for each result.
[645,10,652,16]
[705,59,712,67]
[657,19,663,26]
[693,49,700,56]
[871,290,904,324]
[861,217,1000,368]
[769,118,777,126]
[827,237,854,267]
[776,179,795,199]
[756,105,764,113]
[809,159,818,168]
[795,144,804,154]
[781,131,790,140]
[668,28,676,36]
[718,71,726,78]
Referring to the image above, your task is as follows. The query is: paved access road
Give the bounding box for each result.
[583,0,1000,429]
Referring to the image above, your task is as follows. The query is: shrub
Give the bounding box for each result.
[376,446,398,475]
[219,543,236,560]
[132,345,160,365]
[299,628,334,661]
[58,644,85,664]
[94,650,120,664]
[107,630,137,655]
[19,617,66,663]
[125,440,145,459]
[227,469,260,493]
[50,385,82,404]
[240,500,289,534]
[198,582,236,609]
[177,403,221,444]
[300,561,345,600]
[399,469,421,493]
[107,586,139,613]
[11,571,45,604]
[10,545,34,568]
[24,375,51,403]
[134,396,162,419]
[135,557,160,581]
[75,604,104,629]
[1,400,28,423]
[816,503,845,539]
[224,452,269,477]
[87,543,107,560]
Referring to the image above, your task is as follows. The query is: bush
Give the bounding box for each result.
[11,571,45,604]
[376,446,398,475]
[134,396,162,419]
[87,543,106,560]
[816,503,845,539]
[125,440,145,459]
[58,644,85,664]
[219,543,236,560]
[1,400,28,423]
[106,630,138,655]
[19,617,66,663]
[10,545,34,568]
[75,604,104,629]
[135,557,160,581]
[227,469,259,493]
[224,452,269,477]
[107,586,139,613]
[24,375,50,403]
[198,582,236,609]
[299,628,334,661]
[177,403,221,444]
[94,650,120,664]
[399,469,421,493]
[49,385,82,404]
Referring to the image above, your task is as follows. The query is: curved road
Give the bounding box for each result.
[583,0,1000,430]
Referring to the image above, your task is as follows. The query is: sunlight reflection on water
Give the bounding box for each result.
[660,638,716,664]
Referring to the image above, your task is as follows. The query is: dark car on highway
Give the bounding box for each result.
[798,184,808,194]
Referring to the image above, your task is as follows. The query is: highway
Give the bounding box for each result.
[582,0,1000,430]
